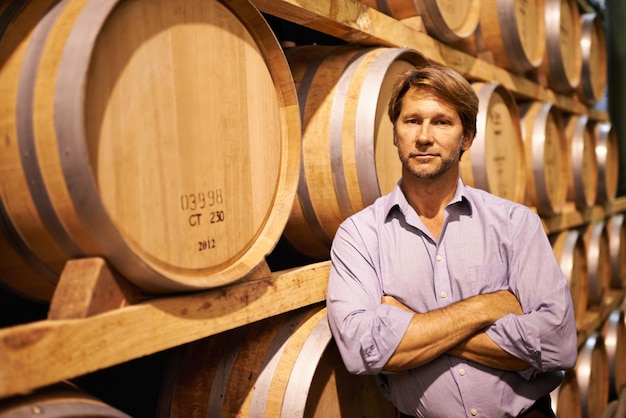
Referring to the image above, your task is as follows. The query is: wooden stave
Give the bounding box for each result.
[595,122,619,205]
[283,46,426,261]
[519,101,568,217]
[460,82,526,204]
[6,0,301,293]
[582,221,612,310]
[551,369,583,418]
[565,114,599,211]
[550,228,589,330]
[0,0,57,303]
[607,213,626,290]
[602,307,626,401]
[0,0,70,301]
[577,333,610,418]
[539,0,582,93]
[157,304,398,418]
[578,13,608,105]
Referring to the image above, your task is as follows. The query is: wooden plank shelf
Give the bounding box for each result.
[541,197,626,234]
[578,289,626,347]
[0,258,330,399]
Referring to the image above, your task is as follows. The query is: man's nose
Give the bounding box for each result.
[416,123,433,142]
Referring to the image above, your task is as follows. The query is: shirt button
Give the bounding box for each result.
[436,255,442,261]
[459,368,465,376]
[471,408,478,416]
[440,291,447,298]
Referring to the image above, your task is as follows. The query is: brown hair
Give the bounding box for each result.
[387,64,479,140]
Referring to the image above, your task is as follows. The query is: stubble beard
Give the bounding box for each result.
[399,147,461,179]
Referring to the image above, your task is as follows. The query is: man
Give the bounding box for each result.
[326,64,577,417]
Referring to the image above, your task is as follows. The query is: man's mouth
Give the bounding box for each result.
[411,153,437,159]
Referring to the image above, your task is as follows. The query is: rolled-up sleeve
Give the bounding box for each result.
[326,220,414,375]
[485,209,578,375]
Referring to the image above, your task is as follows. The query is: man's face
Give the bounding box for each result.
[394,87,471,179]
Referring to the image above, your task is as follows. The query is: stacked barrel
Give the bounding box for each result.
[0,0,623,417]
[157,304,398,417]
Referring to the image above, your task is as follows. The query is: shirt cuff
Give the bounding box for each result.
[485,313,542,371]
[359,304,415,373]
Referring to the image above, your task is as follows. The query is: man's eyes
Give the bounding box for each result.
[403,118,452,125]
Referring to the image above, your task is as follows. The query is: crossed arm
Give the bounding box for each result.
[382,291,531,372]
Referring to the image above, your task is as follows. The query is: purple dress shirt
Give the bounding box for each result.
[326,179,578,418]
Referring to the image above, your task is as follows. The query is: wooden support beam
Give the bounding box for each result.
[48,258,140,320]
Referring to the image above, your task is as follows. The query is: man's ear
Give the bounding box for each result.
[461,134,474,151]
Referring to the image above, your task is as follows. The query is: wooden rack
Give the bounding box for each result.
[0,258,329,399]
[0,0,624,405]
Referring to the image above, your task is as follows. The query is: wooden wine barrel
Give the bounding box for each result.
[538,0,582,93]
[0,382,131,417]
[519,101,568,217]
[414,0,481,43]
[282,46,426,260]
[1,0,58,304]
[607,213,626,289]
[577,333,610,418]
[551,369,582,418]
[1,0,300,293]
[157,304,399,418]
[357,0,480,43]
[578,13,608,105]
[460,82,526,204]
[550,228,589,330]
[582,221,611,311]
[474,0,546,73]
[602,307,626,400]
[565,115,598,211]
[595,122,619,205]
[281,45,366,260]
[600,387,626,418]
[0,0,67,302]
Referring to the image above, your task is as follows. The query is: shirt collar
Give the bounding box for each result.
[384,178,473,220]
